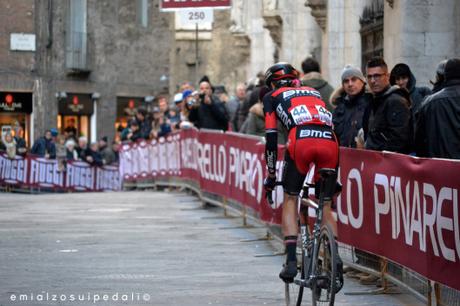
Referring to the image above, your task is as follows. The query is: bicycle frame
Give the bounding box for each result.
[298,185,326,288]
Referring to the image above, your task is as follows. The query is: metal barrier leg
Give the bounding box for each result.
[240,230,274,242]
[344,258,401,296]
[201,197,241,219]
[218,205,264,230]
[434,282,441,306]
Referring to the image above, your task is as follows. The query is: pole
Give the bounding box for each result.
[195,22,199,86]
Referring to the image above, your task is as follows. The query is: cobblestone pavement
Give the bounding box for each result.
[0,191,424,306]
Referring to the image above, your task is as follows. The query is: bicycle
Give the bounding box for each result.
[267,168,342,306]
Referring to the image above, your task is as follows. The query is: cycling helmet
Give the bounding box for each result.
[264,62,299,88]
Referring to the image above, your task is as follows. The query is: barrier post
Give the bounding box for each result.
[223,197,228,217]
[434,282,441,306]
[242,205,247,227]
[427,280,433,306]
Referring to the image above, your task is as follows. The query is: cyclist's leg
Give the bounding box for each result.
[279,149,306,282]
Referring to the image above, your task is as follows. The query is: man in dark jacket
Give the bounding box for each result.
[135,108,151,139]
[332,65,372,148]
[390,63,431,115]
[188,81,229,131]
[85,142,104,166]
[300,57,335,111]
[415,58,460,159]
[30,130,56,159]
[364,57,412,153]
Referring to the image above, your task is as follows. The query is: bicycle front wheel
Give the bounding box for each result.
[311,224,338,306]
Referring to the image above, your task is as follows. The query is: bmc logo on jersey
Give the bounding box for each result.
[299,128,333,139]
[282,89,321,100]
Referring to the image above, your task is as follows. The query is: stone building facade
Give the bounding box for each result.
[0,0,171,145]
[174,0,459,95]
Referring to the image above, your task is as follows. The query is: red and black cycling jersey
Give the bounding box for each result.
[263,86,333,175]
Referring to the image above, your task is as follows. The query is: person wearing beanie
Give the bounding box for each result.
[331,65,372,148]
[415,58,460,159]
[390,63,431,115]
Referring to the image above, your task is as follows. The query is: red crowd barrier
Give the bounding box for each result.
[0,153,121,191]
[119,129,460,291]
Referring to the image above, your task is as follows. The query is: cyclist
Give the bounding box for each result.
[262,62,343,286]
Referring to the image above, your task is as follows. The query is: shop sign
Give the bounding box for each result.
[0,92,33,113]
[58,94,93,115]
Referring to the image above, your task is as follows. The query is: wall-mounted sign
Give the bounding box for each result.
[0,92,33,113]
[10,33,36,51]
[179,8,214,25]
[58,94,93,115]
[160,0,231,11]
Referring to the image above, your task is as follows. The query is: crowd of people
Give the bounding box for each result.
[1,56,459,166]
[0,126,120,171]
[157,56,460,160]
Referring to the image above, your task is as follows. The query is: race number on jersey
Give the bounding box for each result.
[315,105,332,126]
[290,105,313,125]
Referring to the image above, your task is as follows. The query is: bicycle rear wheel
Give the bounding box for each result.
[311,225,337,306]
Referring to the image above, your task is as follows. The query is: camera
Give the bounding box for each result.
[199,93,206,102]
[187,98,197,107]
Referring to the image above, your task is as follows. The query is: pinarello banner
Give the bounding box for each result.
[336,148,460,291]
[160,0,231,10]
[0,153,121,191]
[120,130,460,290]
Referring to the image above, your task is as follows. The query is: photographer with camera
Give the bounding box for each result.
[187,81,229,131]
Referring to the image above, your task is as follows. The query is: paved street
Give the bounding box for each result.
[0,191,424,306]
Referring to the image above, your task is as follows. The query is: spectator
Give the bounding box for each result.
[85,142,103,166]
[158,96,170,118]
[240,98,265,137]
[331,65,372,148]
[30,130,56,159]
[76,136,89,160]
[169,107,181,132]
[65,139,79,161]
[364,57,412,154]
[235,72,265,131]
[430,59,448,94]
[390,63,431,115]
[135,108,151,139]
[150,107,172,139]
[55,134,67,171]
[178,90,195,129]
[415,58,460,159]
[99,136,116,165]
[12,123,27,156]
[64,118,78,140]
[240,86,287,144]
[188,81,229,131]
[227,83,246,131]
[121,119,141,142]
[111,141,120,164]
[300,57,334,111]
[0,132,17,159]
